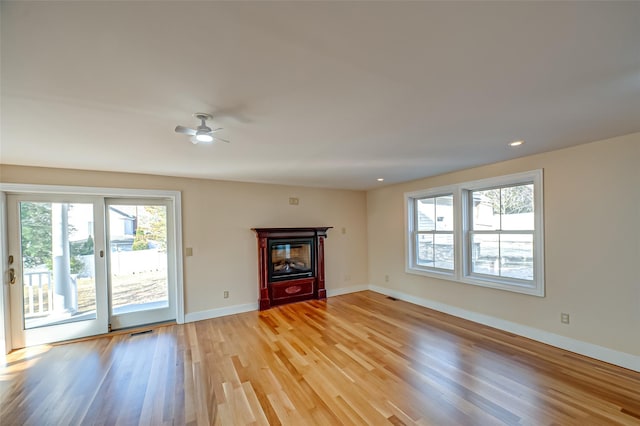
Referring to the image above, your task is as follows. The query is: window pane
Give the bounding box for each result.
[435,195,453,231]
[417,198,435,231]
[20,202,97,330]
[500,234,533,280]
[471,233,533,281]
[501,184,534,230]
[470,233,499,276]
[433,234,454,270]
[472,189,500,230]
[109,204,169,315]
[416,234,434,266]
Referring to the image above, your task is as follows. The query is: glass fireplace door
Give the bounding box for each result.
[269,238,314,281]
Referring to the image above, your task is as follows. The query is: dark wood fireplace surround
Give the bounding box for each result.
[252,227,331,310]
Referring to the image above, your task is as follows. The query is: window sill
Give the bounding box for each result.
[406,266,544,297]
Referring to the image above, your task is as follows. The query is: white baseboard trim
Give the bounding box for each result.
[369,285,640,373]
[185,302,259,323]
[327,284,369,297]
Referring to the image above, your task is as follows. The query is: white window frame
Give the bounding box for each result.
[405,187,457,279]
[405,170,544,297]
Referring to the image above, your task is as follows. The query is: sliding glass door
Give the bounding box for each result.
[106,199,176,330]
[6,191,180,348]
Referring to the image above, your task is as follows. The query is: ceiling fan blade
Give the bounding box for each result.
[175,125,196,136]
[213,136,231,143]
[211,127,223,133]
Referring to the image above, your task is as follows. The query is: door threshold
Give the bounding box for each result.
[51,321,177,346]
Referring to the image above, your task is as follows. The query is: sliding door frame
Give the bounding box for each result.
[0,183,184,352]
[106,198,177,330]
[0,192,10,354]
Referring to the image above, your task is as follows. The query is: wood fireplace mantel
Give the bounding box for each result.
[252,227,332,310]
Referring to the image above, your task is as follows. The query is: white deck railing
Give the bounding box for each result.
[23,270,53,317]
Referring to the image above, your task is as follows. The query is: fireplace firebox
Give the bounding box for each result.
[269,238,314,282]
[252,227,331,310]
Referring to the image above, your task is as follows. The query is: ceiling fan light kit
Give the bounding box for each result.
[194,132,214,143]
[175,112,230,145]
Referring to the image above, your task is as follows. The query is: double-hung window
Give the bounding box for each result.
[410,193,455,274]
[467,183,535,281]
[406,170,544,296]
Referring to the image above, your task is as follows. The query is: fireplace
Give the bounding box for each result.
[252,227,331,310]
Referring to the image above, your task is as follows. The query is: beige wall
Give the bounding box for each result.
[366,132,640,356]
[2,132,638,358]
[0,166,368,315]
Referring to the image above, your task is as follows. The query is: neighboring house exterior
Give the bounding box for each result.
[108,206,137,251]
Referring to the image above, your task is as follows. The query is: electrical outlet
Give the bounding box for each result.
[224,291,229,299]
[185,247,193,257]
[561,313,570,324]
[385,274,389,283]
[288,197,299,205]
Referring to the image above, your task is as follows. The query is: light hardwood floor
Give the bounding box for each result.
[1,291,639,425]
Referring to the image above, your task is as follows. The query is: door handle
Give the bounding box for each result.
[9,268,16,285]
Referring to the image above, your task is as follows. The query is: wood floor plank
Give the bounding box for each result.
[2,291,640,425]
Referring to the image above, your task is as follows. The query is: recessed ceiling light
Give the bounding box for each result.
[377,178,384,182]
[509,140,525,147]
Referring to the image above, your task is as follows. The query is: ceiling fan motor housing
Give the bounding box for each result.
[176,112,229,144]
[194,112,213,121]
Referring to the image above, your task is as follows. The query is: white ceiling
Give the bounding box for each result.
[2,1,639,190]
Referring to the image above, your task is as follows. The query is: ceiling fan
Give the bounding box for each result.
[175,113,230,144]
